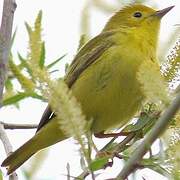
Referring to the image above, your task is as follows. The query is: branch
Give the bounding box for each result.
[0,123,18,180]
[0,0,17,106]
[117,92,180,180]
[0,1,17,179]
[1,122,38,129]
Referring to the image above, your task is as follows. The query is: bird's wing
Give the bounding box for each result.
[36,31,115,132]
[36,104,54,132]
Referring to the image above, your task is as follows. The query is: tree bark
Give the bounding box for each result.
[0,0,16,106]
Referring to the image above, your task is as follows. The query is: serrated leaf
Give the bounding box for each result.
[39,41,45,69]
[47,54,66,69]
[89,157,109,171]
[3,92,44,106]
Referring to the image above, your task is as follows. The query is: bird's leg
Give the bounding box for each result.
[95,133,136,171]
[94,131,130,138]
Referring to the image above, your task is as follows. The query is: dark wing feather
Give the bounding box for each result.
[36,105,54,132]
[36,31,115,132]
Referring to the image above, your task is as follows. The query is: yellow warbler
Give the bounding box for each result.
[2,4,174,174]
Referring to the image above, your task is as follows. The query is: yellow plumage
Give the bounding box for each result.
[1,4,174,175]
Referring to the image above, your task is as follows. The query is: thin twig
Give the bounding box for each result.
[117,93,180,180]
[0,123,18,180]
[0,0,16,106]
[1,122,38,129]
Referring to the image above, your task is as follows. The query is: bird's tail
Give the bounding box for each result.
[1,117,66,175]
[1,139,36,175]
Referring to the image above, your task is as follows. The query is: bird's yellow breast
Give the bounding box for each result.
[71,42,146,133]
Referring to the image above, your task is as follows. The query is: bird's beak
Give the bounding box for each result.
[154,6,174,18]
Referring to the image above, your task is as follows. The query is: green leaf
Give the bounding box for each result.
[18,53,27,68]
[3,93,30,105]
[30,93,44,100]
[10,28,17,49]
[47,54,66,69]
[39,41,45,69]
[5,79,13,91]
[3,92,44,106]
[18,53,33,76]
[25,22,32,36]
[121,124,135,133]
[0,169,3,180]
[89,157,109,171]
[122,112,156,134]
[141,159,171,177]
[132,113,150,131]
[102,141,119,152]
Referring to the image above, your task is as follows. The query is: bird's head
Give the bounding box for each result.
[103,4,174,31]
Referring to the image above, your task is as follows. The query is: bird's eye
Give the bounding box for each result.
[133,12,142,18]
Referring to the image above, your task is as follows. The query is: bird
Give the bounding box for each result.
[1,4,174,175]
